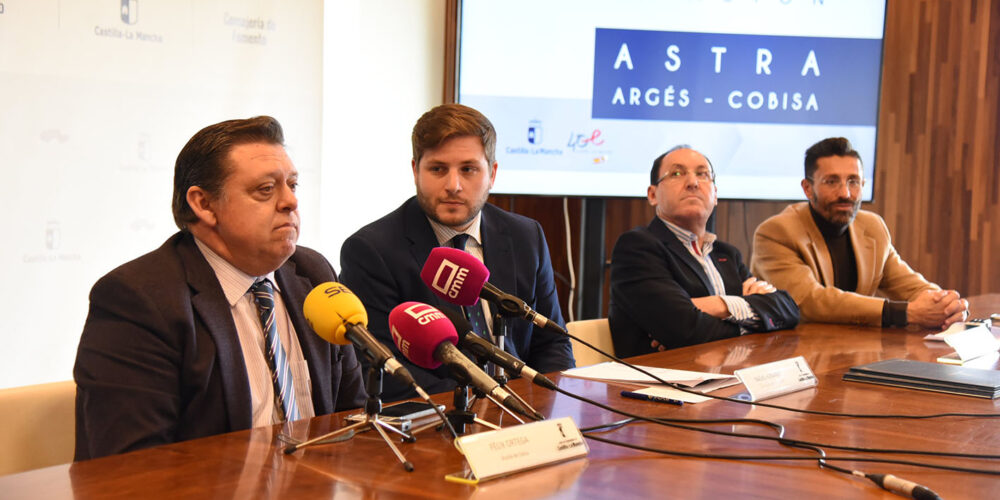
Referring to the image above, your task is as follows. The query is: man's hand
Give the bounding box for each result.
[907,289,969,329]
[650,338,667,352]
[742,277,776,295]
[691,296,730,318]
[649,294,739,350]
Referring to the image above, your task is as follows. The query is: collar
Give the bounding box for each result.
[659,217,716,256]
[427,211,484,247]
[193,237,279,306]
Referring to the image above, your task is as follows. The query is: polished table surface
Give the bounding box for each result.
[4,308,1000,498]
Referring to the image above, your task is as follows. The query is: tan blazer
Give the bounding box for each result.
[751,202,938,325]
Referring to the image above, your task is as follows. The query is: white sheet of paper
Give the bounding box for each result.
[924,321,969,341]
[561,362,738,392]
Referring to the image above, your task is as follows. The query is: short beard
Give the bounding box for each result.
[415,190,487,229]
[812,193,860,226]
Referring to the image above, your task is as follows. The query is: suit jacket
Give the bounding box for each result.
[339,197,574,401]
[74,232,366,460]
[609,218,799,358]
[751,202,938,325]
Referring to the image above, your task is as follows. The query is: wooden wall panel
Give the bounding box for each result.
[871,0,1000,296]
[481,0,1000,318]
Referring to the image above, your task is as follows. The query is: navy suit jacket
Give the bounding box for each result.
[74,232,366,460]
[340,197,574,401]
[609,218,799,358]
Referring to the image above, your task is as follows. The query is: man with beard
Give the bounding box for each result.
[751,137,968,329]
[339,104,574,401]
[609,146,799,357]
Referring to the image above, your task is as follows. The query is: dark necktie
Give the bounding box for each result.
[450,234,489,340]
[250,278,300,422]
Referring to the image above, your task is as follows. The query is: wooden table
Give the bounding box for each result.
[3,320,999,498]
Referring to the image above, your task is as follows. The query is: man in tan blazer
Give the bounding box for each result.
[751,137,967,329]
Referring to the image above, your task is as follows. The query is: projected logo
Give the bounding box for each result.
[121,0,138,25]
[591,28,882,126]
[527,120,543,145]
[567,129,609,164]
[567,129,604,151]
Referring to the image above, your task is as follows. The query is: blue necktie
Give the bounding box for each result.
[451,234,489,340]
[250,278,300,422]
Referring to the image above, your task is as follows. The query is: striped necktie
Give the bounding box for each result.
[250,278,300,422]
[451,234,489,340]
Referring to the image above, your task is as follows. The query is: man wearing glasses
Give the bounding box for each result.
[751,137,968,329]
[609,146,800,357]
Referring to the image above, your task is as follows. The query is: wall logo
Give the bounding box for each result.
[121,0,138,25]
[40,129,69,144]
[98,0,162,42]
[45,221,60,251]
[527,120,543,145]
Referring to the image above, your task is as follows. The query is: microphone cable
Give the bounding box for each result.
[414,385,459,439]
[556,385,997,497]
[562,330,1000,420]
[580,431,959,499]
[550,342,999,497]
[574,409,989,498]
[553,384,1000,467]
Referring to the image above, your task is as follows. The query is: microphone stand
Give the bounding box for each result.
[492,310,508,381]
[469,310,543,422]
[442,385,502,435]
[283,366,417,472]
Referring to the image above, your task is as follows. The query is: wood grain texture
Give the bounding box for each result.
[4,318,998,498]
[488,0,1000,317]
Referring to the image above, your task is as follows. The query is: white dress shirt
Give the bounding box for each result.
[194,238,315,425]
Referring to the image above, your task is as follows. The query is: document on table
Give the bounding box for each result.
[561,362,739,393]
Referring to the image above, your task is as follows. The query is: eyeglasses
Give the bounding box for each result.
[655,168,715,185]
[808,176,865,190]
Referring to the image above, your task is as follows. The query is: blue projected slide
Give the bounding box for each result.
[458,0,886,200]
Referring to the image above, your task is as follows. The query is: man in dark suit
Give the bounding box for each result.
[74,116,365,460]
[340,104,574,401]
[609,146,800,358]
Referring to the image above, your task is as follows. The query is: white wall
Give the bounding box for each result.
[0,0,445,389]
[319,0,445,266]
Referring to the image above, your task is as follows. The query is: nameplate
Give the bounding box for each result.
[734,356,817,402]
[939,325,1000,363]
[447,417,588,483]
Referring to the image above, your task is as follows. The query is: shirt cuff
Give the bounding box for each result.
[720,296,761,334]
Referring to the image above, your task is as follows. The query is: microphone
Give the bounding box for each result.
[388,301,541,420]
[303,282,418,389]
[437,307,557,391]
[420,247,566,334]
[862,473,942,500]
